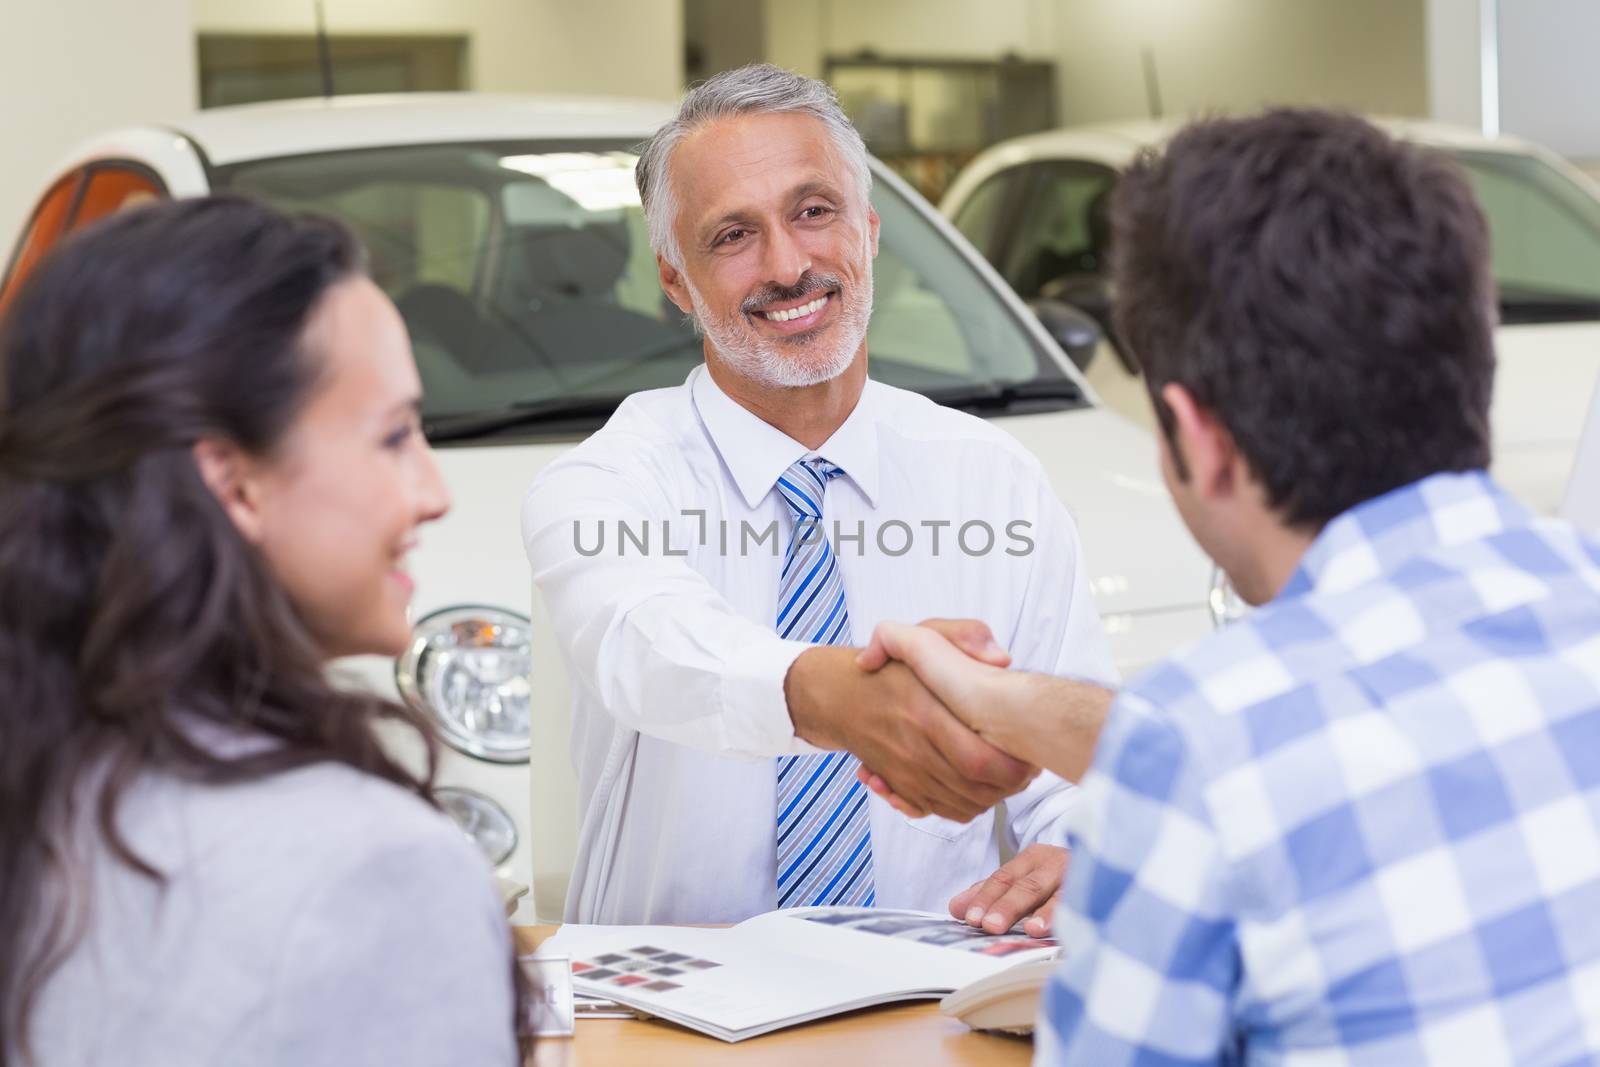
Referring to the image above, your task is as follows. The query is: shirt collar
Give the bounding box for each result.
[690,364,881,509]
[1278,470,1526,600]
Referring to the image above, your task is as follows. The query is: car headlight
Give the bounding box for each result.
[396,605,531,762]
[437,786,518,867]
[1207,566,1250,628]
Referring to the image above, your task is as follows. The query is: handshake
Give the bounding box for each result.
[784,618,1112,823]
[784,618,1114,934]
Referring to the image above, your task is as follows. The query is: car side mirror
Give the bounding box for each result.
[1040,274,1140,375]
[1026,298,1102,372]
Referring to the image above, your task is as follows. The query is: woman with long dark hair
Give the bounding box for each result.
[0,197,524,1065]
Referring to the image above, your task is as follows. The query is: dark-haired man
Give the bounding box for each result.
[860,109,1600,1064]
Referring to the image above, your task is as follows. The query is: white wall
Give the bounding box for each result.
[0,0,195,257]
[1426,0,1483,129]
[766,0,1426,126]
[1422,0,1600,159]
[1052,0,1426,124]
[194,0,684,103]
[1498,0,1600,159]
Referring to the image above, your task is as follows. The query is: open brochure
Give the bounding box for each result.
[538,906,1059,1042]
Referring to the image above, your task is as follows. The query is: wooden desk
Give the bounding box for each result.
[515,926,1033,1067]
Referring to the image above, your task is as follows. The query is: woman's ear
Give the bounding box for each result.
[1160,382,1239,501]
[191,437,266,543]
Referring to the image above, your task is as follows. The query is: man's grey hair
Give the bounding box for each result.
[636,63,873,268]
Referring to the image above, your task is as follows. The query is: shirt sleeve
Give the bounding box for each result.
[268,825,520,1067]
[523,446,818,759]
[1036,693,1239,1067]
[1002,470,1120,848]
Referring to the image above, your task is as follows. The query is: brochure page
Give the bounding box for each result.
[542,907,1057,1041]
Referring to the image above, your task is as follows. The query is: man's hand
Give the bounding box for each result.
[853,620,1014,817]
[857,619,1117,792]
[949,844,1067,937]
[784,620,1034,823]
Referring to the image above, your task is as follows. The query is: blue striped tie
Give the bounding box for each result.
[774,457,876,909]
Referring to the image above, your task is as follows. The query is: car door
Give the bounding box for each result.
[1,162,167,315]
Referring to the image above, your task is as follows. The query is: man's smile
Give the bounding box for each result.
[749,290,837,334]
[756,293,831,321]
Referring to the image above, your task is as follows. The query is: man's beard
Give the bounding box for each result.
[688,267,874,390]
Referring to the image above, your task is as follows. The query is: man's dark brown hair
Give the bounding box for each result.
[1110,108,1497,529]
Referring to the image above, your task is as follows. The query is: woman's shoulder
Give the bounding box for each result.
[231,759,457,844]
[95,735,500,942]
[34,756,515,1067]
[154,757,488,902]
[148,720,463,864]
[217,764,518,1063]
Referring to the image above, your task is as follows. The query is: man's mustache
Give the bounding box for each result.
[741,273,843,315]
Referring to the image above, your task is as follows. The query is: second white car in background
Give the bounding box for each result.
[944,117,1600,516]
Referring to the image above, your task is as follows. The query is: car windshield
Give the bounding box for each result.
[216,141,1078,440]
[1447,147,1600,322]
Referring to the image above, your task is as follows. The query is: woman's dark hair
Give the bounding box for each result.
[1110,108,1496,528]
[0,197,527,1062]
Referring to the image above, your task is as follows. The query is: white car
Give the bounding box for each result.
[942,118,1600,516]
[2,95,1216,920]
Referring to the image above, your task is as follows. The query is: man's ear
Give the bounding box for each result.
[866,204,880,258]
[657,254,694,316]
[192,436,267,544]
[1160,382,1238,501]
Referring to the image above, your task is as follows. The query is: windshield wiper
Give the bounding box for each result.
[423,395,623,443]
[922,379,1085,414]
[426,376,1087,444]
[1499,291,1600,325]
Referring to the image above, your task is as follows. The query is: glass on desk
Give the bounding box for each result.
[521,954,576,1037]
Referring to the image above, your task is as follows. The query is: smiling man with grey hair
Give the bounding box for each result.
[522,64,1115,927]
[636,63,874,270]
[638,65,877,391]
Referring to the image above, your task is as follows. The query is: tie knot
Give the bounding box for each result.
[776,457,843,520]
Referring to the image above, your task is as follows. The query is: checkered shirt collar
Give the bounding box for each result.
[1279,470,1524,600]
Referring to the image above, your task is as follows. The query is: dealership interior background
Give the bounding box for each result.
[14,0,1600,251]
[8,0,1600,950]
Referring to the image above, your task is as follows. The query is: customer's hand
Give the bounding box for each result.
[851,620,1015,819]
[893,616,1012,672]
[949,844,1067,937]
[856,619,1119,822]
[785,623,1033,823]
[856,619,1009,734]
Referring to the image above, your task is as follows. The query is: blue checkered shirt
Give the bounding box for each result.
[1038,472,1600,1065]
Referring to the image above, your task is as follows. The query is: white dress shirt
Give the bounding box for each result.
[522,365,1115,924]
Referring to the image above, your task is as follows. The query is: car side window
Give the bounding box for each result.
[0,172,84,316]
[67,166,165,235]
[949,169,1020,260]
[1454,150,1600,302]
[1,164,167,318]
[998,162,1118,300]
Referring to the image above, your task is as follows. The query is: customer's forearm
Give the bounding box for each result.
[967,672,1114,782]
